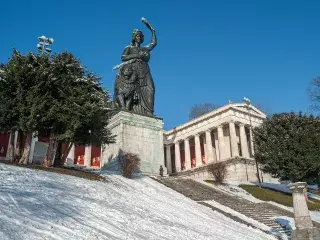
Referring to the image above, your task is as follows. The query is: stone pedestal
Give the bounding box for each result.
[290,182,320,240]
[101,111,165,175]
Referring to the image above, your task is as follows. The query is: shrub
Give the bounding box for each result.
[208,162,227,183]
[118,149,141,178]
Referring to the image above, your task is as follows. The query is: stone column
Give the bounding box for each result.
[202,134,208,163]
[217,125,226,160]
[290,182,320,239]
[84,145,92,167]
[184,138,191,170]
[174,141,181,172]
[165,145,172,174]
[249,127,254,156]
[13,131,18,155]
[205,130,214,163]
[28,132,38,163]
[239,123,249,158]
[66,144,75,166]
[213,131,219,161]
[229,121,239,157]
[194,133,202,167]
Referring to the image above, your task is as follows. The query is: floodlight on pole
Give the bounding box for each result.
[243,97,262,188]
[37,35,54,56]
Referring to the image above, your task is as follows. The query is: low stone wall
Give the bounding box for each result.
[173,157,279,183]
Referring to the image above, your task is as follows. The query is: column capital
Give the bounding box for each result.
[239,122,245,127]
[289,182,307,193]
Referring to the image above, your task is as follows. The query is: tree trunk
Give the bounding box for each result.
[19,132,33,164]
[61,141,73,165]
[42,125,58,167]
[8,131,15,162]
[53,141,63,167]
[14,130,24,162]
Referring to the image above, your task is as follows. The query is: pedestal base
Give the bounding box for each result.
[101,111,166,175]
[292,227,320,240]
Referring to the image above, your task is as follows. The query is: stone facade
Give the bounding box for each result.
[101,111,165,174]
[0,102,277,182]
[163,102,277,182]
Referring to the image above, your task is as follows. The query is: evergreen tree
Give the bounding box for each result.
[35,52,115,167]
[0,50,49,163]
[0,62,17,161]
[0,50,114,167]
[254,112,320,182]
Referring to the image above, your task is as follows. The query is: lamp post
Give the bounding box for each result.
[37,35,54,56]
[243,97,262,188]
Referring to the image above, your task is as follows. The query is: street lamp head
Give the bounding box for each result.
[38,35,47,41]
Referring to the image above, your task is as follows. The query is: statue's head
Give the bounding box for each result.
[132,29,144,45]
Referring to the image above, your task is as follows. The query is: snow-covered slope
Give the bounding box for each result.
[0,164,275,240]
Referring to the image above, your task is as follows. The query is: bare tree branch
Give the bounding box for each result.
[189,103,216,120]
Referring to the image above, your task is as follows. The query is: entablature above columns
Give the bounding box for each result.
[164,103,266,145]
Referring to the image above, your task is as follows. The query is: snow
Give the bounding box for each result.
[197,180,263,203]
[204,200,292,239]
[204,200,269,230]
[207,180,320,226]
[0,164,276,240]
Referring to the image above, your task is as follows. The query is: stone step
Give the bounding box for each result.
[157,178,294,238]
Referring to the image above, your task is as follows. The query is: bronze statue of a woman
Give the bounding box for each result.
[114,18,157,116]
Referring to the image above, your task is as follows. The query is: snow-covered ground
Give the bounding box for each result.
[0,164,276,240]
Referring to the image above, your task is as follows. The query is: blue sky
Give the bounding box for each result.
[1,0,319,129]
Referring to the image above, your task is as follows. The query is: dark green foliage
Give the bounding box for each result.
[254,112,320,182]
[0,50,115,165]
[0,50,43,133]
[46,53,115,147]
[0,50,51,162]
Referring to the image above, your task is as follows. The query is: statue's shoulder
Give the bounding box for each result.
[122,45,134,55]
[124,45,133,50]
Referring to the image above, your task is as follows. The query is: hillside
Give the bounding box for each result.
[0,163,276,240]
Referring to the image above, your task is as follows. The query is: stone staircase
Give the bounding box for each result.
[155,177,294,239]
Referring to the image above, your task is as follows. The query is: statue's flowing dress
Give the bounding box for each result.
[121,46,155,116]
